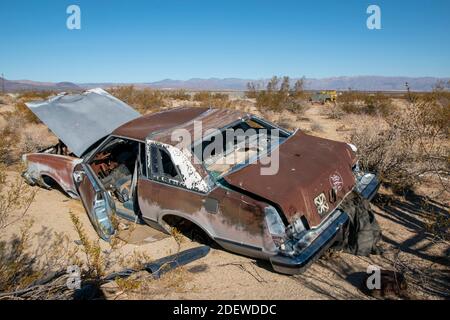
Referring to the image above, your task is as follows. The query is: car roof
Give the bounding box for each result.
[112,107,208,141]
[112,106,247,144]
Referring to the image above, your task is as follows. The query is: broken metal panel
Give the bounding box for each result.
[25,88,140,157]
[144,245,210,278]
[104,246,210,280]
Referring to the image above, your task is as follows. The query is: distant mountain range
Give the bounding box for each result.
[0,78,80,92]
[1,76,448,92]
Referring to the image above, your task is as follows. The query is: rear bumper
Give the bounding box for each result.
[270,209,349,275]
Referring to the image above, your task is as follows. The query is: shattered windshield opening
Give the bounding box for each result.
[192,117,290,179]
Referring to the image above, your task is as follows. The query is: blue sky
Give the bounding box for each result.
[1,0,449,82]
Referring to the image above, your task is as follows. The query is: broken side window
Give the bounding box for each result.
[149,145,182,185]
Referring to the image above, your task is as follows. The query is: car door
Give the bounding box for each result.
[73,162,116,241]
[137,144,187,223]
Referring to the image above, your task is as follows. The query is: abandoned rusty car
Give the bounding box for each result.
[21,89,381,274]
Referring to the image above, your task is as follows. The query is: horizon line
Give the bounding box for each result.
[3,74,450,84]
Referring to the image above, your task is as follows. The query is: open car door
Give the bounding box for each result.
[73,162,116,241]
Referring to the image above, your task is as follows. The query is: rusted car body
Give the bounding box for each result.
[22,89,379,274]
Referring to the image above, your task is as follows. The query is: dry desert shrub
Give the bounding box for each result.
[0,112,55,165]
[0,165,36,231]
[18,91,56,100]
[13,91,57,124]
[0,220,79,298]
[19,126,56,154]
[192,91,231,108]
[0,122,20,165]
[0,166,45,296]
[14,101,40,124]
[0,91,58,165]
[0,220,38,293]
[276,117,296,131]
[334,92,393,118]
[310,121,324,132]
[166,89,191,101]
[350,96,449,194]
[228,99,254,112]
[326,105,346,119]
[246,76,307,114]
[109,86,167,114]
[70,214,106,280]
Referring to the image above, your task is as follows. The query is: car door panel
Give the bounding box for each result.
[74,162,116,241]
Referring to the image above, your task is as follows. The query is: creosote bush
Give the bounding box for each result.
[246,76,306,113]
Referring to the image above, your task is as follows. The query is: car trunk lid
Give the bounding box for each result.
[223,131,356,227]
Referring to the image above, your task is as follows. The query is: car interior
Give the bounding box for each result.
[89,138,141,220]
[87,137,185,221]
[195,117,290,178]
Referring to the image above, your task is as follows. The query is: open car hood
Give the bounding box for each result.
[25,88,140,157]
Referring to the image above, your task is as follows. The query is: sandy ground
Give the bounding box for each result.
[1,100,449,300]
